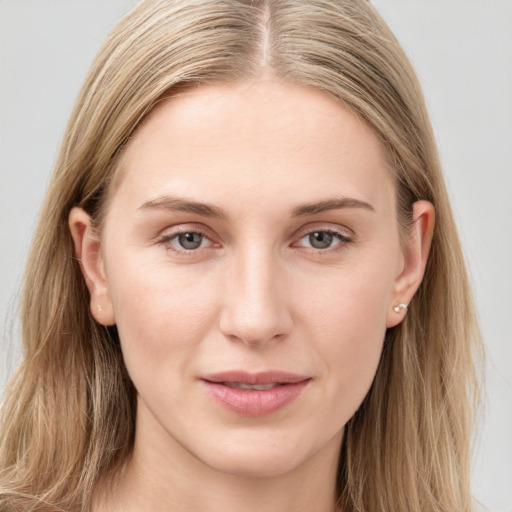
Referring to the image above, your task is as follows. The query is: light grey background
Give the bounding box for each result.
[1,1,511,510]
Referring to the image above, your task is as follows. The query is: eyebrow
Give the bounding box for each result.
[139,195,374,219]
[139,196,228,219]
[291,197,375,216]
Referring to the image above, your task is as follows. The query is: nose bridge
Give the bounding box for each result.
[219,239,292,346]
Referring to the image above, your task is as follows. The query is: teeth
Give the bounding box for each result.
[223,382,280,390]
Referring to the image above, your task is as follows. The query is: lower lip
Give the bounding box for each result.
[201,380,310,417]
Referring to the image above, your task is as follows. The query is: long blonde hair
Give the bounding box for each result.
[0,1,482,510]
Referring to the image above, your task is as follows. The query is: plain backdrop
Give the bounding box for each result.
[1,1,511,510]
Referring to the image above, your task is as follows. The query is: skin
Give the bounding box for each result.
[70,80,434,512]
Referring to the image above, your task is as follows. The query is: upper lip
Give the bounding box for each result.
[201,371,310,385]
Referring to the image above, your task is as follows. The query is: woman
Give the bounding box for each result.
[0,1,483,511]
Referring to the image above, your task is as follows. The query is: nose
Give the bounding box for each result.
[219,245,293,347]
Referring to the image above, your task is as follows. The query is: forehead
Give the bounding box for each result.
[113,80,395,215]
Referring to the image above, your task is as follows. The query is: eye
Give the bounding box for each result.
[158,229,216,253]
[174,232,206,250]
[296,229,351,250]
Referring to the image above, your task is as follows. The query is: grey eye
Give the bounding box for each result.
[308,231,334,249]
[177,232,204,250]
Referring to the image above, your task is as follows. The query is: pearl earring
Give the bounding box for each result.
[393,303,408,313]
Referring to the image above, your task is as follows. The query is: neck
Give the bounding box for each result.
[96,405,343,512]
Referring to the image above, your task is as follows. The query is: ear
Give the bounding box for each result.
[69,207,116,326]
[386,200,435,328]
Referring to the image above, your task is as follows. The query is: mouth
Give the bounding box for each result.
[221,382,282,390]
[200,371,311,417]
[202,370,310,385]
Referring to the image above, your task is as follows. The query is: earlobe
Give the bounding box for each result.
[69,207,116,326]
[386,200,435,328]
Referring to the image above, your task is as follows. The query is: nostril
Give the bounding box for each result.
[220,310,292,347]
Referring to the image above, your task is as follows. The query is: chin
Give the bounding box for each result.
[192,425,342,480]
[203,448,307,479]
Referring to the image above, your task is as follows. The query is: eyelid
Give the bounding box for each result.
[291,224,354,252]
[293,223,354,241]
[156,224,220,254]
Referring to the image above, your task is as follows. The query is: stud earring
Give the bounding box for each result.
[393,303,408,313]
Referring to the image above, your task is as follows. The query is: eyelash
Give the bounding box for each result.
[157,228,214,255]
[156,226,353,256]
[295,229,353,252]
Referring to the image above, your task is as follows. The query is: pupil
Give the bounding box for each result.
[309,231,333,249]
[179,232,202,249]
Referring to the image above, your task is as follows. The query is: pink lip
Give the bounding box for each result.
[200,371,311,417]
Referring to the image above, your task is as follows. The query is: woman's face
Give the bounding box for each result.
[73,80,430,478]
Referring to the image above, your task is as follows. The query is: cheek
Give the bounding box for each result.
[300,256,392,345]
[106,259,220,384]
[298,261,393,413]
[319,293,386,373]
